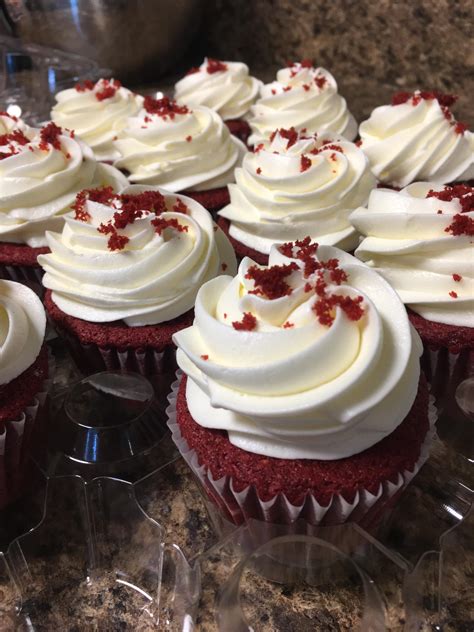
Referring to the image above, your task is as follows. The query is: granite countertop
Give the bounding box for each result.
[1,411,473,631]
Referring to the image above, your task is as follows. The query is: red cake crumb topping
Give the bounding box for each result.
[313,293,364,326]
[75,79,94,92]
[222,263,228,271]
[206,58,228,74]
[172,198,189,214]
[39,122,63,151]
[271,89,276,95]
[256,167,262,175]
[107,232,130,251]
[283,321,294,328]
[95,79,122,101]
[303,83,311,91]
[314,75,327,89]
[445,214,474,236]
[427,185,474,213]
[452,274,462,282]
[245,263,299,299]
[201,355,209,360]
[72,186,117,221]
[283,86,292,92]
[120,190,167,217]
[232,312,257,331]
[454,121,468,135]
[186,135,192,142]
[0,110,18,121]
[391,91,468,133]
[300,154,312,172]
[449,291,458,298]
[151,216,188,236]
[355,140,363,147]
[437,210,443,214]
[253,143,265,153]
[270,127,299,149]
[186,66,200,75]
[144,96,190,119]
[0,129,30,159]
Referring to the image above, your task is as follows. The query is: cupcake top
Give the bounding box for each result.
[0,111,30,135]
[219,127,376,254]
[39,186,236,326]
[0,279,46,385]
[113,97,245,192]
[247,60,357,146]
[0,123,127,248]
[174,58,261,120]
[174,238,422,460]
[359,91,474,187]
[351,183,474,327]
[51,78,144,162]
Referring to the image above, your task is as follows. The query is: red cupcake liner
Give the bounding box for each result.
[0,353,54,510]
[0,263,44,295]
[224,119,252,146]
[420,346,473,413]
[167,372,437,529]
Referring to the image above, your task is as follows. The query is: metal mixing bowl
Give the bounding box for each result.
[2,0,203,82]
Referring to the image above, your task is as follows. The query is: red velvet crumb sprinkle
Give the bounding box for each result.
[427,185,474,213]
[206,58,228,74]
[283,321,294,328]
[245,263,299,299]
[445,214,474,236]
[232,312,257,331]
[201,354,209,360]
[449,291,458,298]
[107,232,130,251]
[186,66,200,75]
[391,91,458,108]
[256,167,262,175]
[314,75,327,89]
[355,140,363,147]
[151,217,188,235]
[95,79,122,101]
[172,198,189,214]
[144,96,190,119]
[75,80,94,92]
[452,274,462,282]
[222,263,228,271]
[271,127,299,149]
[39,122,63,151]
[300,154,312,172]
[186,135,192,142]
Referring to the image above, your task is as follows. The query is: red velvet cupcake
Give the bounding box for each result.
[38,186,236,385]
[352,182,473,411]
[174,58,259,146]
[0,120,126,289]
[170,239,434,528]
[0,280,51,509]
[113,96,246,217]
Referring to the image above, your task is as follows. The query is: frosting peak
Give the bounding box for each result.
[39,186,237,326]
[219,128,375,253]
[0,280,46,385]
[174,58,261,120]
[351,182,474,327]
[359,91,474,186]
[113,101,245,192]
[0,123,127,247]
[174,238,422,460]
[248,63,357,145]
[51,78,144,162]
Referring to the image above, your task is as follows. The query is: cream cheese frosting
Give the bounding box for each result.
[248,61,357,146]
[174,239,422,460]
[51,78,144,162]
[358,91,474,186]
[174,58,261,120]
[219,128,376,254]
[351,182,474,327]
[0,111,30,135]
[0,279,46,385]
[39,185,237,326]
[113,96,245,192]
[0,123,128,248]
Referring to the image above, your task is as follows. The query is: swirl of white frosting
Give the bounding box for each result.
[51,79,144,162]
[351,183,474,327]
[248,63,357,146]
[219,129,375,254]
[39,185,237,326]
[359,93,474,186]
[0,279,46,385]
[174,242,422,460]
[174,58,261,120]
[113,98,245,192]
[0,112,29,135]
[0,125,128,248]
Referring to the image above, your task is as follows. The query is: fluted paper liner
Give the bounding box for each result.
[421,346,473,411]
[0,354,54,510]
[167,371,437,528]
[0,263,44,296]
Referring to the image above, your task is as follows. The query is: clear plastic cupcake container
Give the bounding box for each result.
[0,353,54,510]
[166,372,438,530]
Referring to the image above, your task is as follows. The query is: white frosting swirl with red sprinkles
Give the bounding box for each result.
[174,238,422,460]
